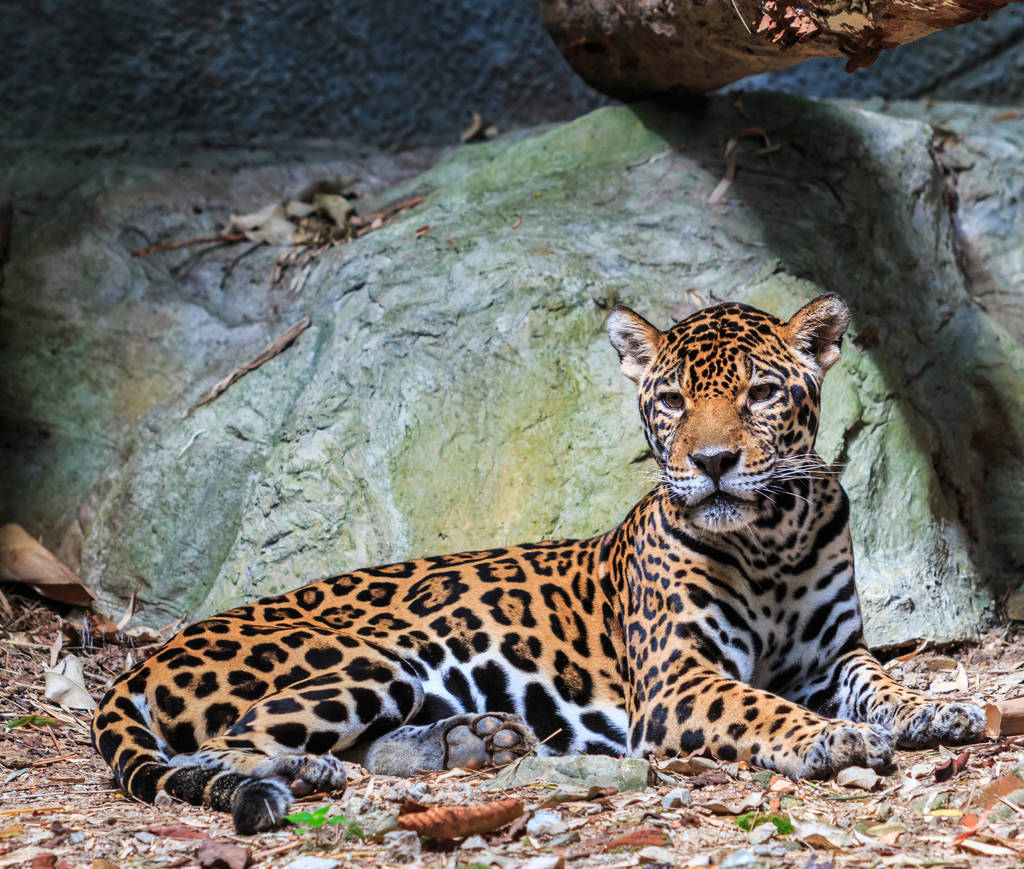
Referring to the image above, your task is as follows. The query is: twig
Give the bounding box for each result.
[131,233,245,257]
[190,317,312,411]
[29,753,78,768]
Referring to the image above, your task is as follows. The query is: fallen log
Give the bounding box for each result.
[540,0,1015,99]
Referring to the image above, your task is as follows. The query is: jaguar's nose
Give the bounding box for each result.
[689,449,740,486]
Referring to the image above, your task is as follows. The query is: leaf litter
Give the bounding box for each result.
[1,590,1024,869]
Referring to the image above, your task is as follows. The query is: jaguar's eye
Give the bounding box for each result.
[748,383,778,403]
[659,392,685,410]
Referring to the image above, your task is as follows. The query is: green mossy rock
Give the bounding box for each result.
[3,93,1023,643]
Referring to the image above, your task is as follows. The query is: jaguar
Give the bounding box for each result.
[92,293,985,833]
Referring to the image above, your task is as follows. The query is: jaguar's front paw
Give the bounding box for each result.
[894,701,985,748]
[795,720,895,779]
[445,713,537,769]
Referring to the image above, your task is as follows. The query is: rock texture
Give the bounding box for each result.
[3,93,1023,644]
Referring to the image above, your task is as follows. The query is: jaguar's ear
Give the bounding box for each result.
[608,305,662,383]
[784,293,851,374]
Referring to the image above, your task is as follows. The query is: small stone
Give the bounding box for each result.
[134,832,156,844]
[526,810,564,837]
[661,787,692,808]
[282,859,339,869]
[383,830,421,864]
[154,791,173,809]
[720,852,770,869]
[484,756,649,792]
[459,835,488,850]
[748,822,776,844]
[69,833,85,844]
[637,846,678,864]
[407,782,429,801]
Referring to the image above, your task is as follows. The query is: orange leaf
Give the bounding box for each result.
[603,828,670,851]
[0,524,95,606]
[976,774,1023,810]
[397,798,523,839]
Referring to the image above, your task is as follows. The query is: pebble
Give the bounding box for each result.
[383,830,421,864]
[661,787,692,808]
[134,832,156,844]
[282,858,340,869]
[526,810,564,837]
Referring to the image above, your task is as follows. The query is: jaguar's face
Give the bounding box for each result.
[608,295,850,533]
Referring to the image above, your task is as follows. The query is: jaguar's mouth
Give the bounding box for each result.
[686,491,759,532]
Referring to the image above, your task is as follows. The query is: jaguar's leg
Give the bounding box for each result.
[356,712,537,775]
[168,660,423,832]
[630,668,895,779]
[792,642,985,748]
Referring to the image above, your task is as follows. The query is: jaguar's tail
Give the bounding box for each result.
[91,675,291,833]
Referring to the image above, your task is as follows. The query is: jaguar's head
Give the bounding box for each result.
[608,294,850,533]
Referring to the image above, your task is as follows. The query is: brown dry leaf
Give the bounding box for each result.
[397,798,523,839]
[836,765,881,790]
[0,825,22,839]
[147,823,208,839]
[0,525,95,606]
[934,750,970,782]
[191,317,312,411]
[976,773,1024,809]
[196,837,252,869]
[30,856,57,869]
[702,792,762,815]
[689,769,731,788]
[655,755,719,775]
[91,860,119,869]
[602,828,670,852]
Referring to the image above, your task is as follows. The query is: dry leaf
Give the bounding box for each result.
[602,828,669,851]
[44,655,96,711]
[708,127,769,204]
[975,773,1024,809]
[859,821,907,844]
[460,111,498,143]
[790,819,853,849]
[702,792,762,815]
[836,766,881,790]
[312,193,355,228]
[656,755,718,775]
[196,838,252,869]
[930,662,969,693]
[934,750,970,782]
[397,798,523,839]
[147,824,207,839]
[0,825,23,839]
[0,525,95,606]
[958,839,1018,857]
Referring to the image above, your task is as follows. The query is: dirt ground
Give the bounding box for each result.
[2,588,1023,869]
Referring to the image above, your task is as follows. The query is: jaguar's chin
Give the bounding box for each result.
[686,492,758,533]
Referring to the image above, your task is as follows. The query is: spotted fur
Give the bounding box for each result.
[92,294,984,833]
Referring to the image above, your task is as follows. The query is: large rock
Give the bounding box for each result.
[3,92,1023,644]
